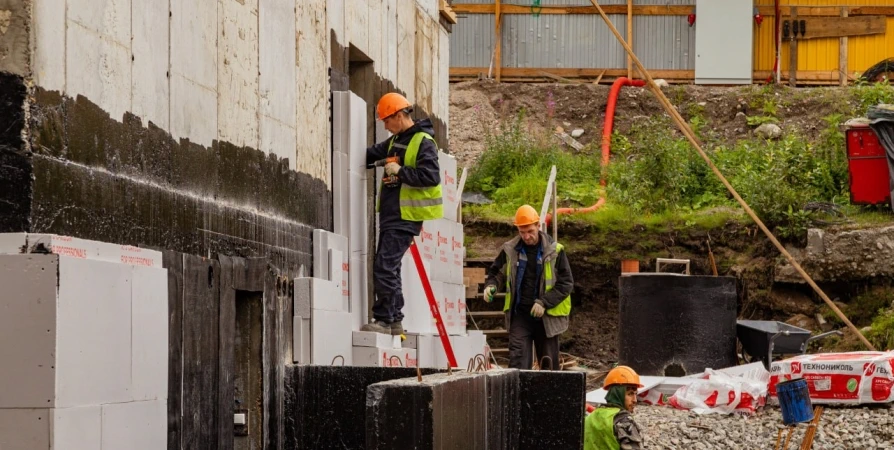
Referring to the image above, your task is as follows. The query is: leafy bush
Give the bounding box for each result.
[853,79,894,114]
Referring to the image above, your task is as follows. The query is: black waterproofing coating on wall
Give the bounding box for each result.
[485,369,521,450]
[517,370,586,450]
[619,274,738,376]
[366,372,487,450]
[284,365,443,450]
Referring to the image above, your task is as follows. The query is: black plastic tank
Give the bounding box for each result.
[618,274,737,376]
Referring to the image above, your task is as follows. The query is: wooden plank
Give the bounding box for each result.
[217,256,236,450]
[594,69,607,84]
[483,330,509,337]
[450,67,694,80]
[538,70,579,84]
[495,0,501,82]
[439,0,458,24]
[181,254,221,450]
[452,4,693,15]
[756,6,894,17]
[163,251,184,450]
[754,70,844,82]
[782,15,886,39]
[627,0,633,79]
[789,8,798,87]
[840,8,848,87]
[468,311,506,318]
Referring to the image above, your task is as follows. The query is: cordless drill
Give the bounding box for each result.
[372,156,401,187]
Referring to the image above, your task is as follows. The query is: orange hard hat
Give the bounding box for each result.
[603,366,643,389]
[513,205,540,227]
[376,93,412,121]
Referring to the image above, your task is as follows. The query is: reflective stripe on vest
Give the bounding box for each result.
[377,132,444,221]
[584,407,621,450]
[503,242,572,316]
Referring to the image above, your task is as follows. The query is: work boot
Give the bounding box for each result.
[390,321,404,336]
[361,320,391,334]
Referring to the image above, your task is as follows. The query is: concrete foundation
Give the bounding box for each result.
[518,370,587,450]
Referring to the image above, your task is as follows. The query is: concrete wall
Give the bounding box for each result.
[0,1,451,270]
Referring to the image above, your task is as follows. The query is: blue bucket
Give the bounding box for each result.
[776,378,814,425]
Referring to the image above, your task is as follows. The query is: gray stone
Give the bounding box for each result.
[755,123,783,139]
[571,129,585,138]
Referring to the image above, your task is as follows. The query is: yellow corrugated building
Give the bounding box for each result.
[753,1,894,83]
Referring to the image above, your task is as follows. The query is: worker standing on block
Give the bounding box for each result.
[584,366,645,450]
[361,92,442,336]
[482,205,573,370]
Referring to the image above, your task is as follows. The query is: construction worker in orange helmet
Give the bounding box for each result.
[481,204,574,370]
[361,92,443,336]
[584,366,645,450]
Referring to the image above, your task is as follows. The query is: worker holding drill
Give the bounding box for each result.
[482,205,573,370]
[361,93,442,336]
[584,366,645,450]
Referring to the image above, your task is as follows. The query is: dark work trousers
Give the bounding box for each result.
[508,310,560,370]
[373,229,415,323]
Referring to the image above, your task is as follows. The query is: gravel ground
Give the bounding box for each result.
[635,403,894,449]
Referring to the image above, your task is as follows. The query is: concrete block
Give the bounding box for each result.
[382,0,399,83]
[56,257,132,407]
[439,27,450,141]
[170,0,217,89]
[218,0,260,148]
[395,0,416,104]
[352,346,417,368]
[132,0,170,129]
[293,316,311,364]
[326,0,346,44]
[416,0,439,21]
[131,265,169,402]
[484,369,521,450]
[311,309,353,366]
[518,370,586,450]
[332,152,350,237]
[432,218,452,282]
[293,277,312,318]
[451,222,464,284]
[32,0,67,92]
[284,365,443,450]
[296,0,331,185]
[66,21,132,121]
[0,232,27,254]
[260,116,298,172]
[0,255,58,408]
[310,277,342,313]
[414,9,434,115]
[349,172,368,255]
[259,0,297,126]
[417,221,437,264]
[170,74,218,148]
[349,255,369,330]
[367,0,383,75]
[366,372,486,449]
[401,256,439,335]
[346,1,369,58]
[352,331,393,349]
[100,400,167,450]
[0,409,50,450]
[68,0,131,44]
[439,152,458,222]
[348,92,369,176]
[51,406,102,450]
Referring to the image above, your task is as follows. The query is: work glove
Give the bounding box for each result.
[385,161,401,176]
[483,285,496,303]
[530,301,545,318]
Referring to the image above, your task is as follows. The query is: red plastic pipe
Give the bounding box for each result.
[547,77,645,223]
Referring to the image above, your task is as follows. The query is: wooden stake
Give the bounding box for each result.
[782,427,795,450]
[790,7,798,87]
[839,8,849,86]
[495,0,502,82]
[587,0,877,351]
[594,69,607,84]
[627,0,633,79]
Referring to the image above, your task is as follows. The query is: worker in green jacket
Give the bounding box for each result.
[585,366,645,450]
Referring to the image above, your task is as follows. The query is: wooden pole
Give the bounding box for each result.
[587,0,877,351]
[790,7,798,87]
[627,0,633,79]
[839,8,848,86]
[495,0,502,82]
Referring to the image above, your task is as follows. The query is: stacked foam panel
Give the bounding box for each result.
[352,331,417,368]
[0,234,167,450]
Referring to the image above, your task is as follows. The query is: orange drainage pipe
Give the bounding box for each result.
[546,77,645,225]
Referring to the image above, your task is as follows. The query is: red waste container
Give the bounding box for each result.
[845,122,892,205]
